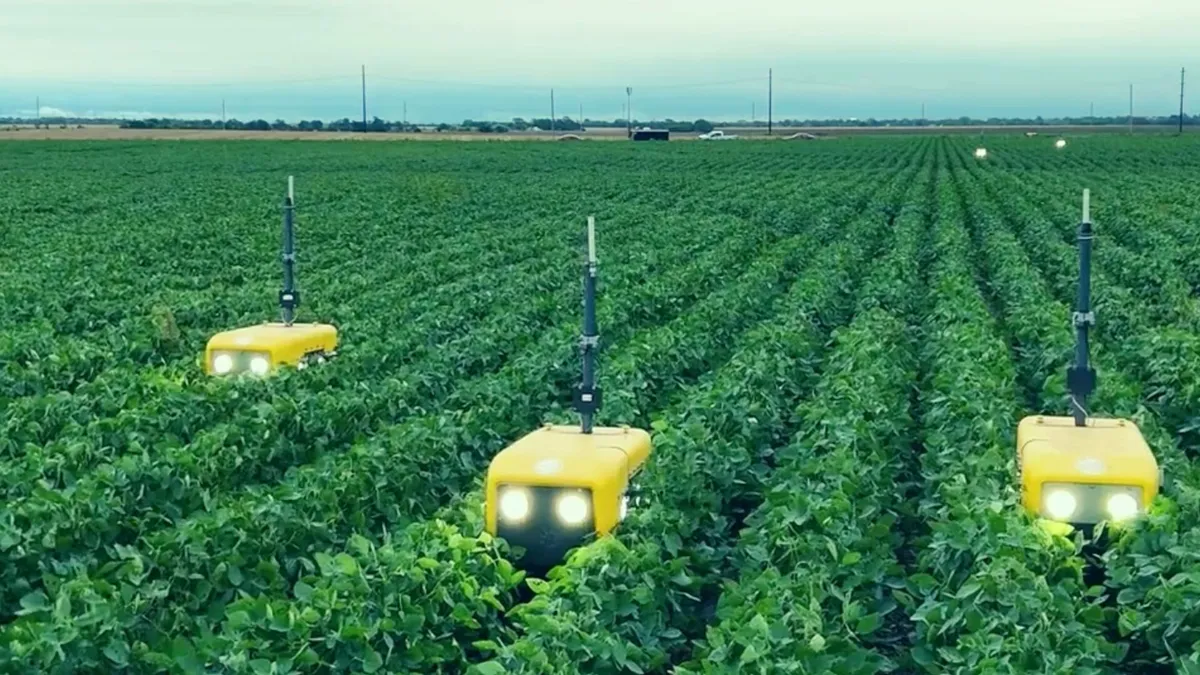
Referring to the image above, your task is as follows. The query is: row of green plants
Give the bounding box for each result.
[0,153,919,671]
[472,152,931,675]
[117,144,934,673]
[954,143,1200,669]
[904,161,1122,672]
[677,162,930,674]
[0,208,767,616]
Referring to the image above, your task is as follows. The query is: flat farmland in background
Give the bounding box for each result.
[3,123,1191,141]
[2,135,1200,672]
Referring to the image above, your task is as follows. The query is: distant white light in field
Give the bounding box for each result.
[1056,139,1067,149]
[974,148,988,159]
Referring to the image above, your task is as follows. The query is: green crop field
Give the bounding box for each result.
[2,135,1200,673]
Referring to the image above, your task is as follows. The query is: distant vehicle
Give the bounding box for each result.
[631,129,669,141]
[782,132,818,141]
[698,130,738,140]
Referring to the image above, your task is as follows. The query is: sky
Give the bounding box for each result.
[0,0,1195,122]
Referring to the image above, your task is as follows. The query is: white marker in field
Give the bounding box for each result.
[288,175,295,203]
[974,147,988,159]
[1083,188,1090,223]
[1056,139,1068,149]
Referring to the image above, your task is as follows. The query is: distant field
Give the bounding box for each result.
[3,136,1200,672]
[1,122,1192,141]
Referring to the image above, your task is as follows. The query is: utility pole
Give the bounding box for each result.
[626,87,632,137]
[403,100,407,127]
[222,99,226,130]
[550,89,555,132]
[1129,83,1133,135]
[752,102,756,123]
[1181,67,1187,134]
[361,65,367,132]
[579,102,583,131]
[921,102,925,125]
[1089,101,1094,119]
[767,68,773,136]
[35,96,39,128]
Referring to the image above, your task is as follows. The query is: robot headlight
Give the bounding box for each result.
[555,491,591,526]
[249,354,271,376]
[498,487,531,524]
[974,148,988,159]
[210,351,273,376]
[212,352,235,375]
[1044,488,1078,521]
[1107,493,1139,522]
[1041,482,1143,523]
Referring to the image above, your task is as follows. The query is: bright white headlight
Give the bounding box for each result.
[1045,489,1078,521]
[1055,139,1067,149]
[1107,493,1139,522]
[556,492,589,526]
[249,356,270,376]
[499,488,530,523]
[213,354,234,374]
[975,148,988,159]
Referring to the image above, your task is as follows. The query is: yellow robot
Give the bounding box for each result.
[204,177,338,376]
[1017,190,1160,525]
[485,217,653,570]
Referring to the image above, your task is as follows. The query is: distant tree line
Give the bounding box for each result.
[2,113,1194,133]
[459,117,716,133]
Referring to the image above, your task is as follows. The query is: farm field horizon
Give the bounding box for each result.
[2,135,1200,672]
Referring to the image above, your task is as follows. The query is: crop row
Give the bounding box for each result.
[946,145,1200,671]
[0,149,923,671]
[0,208,769,614]
[677,159,930,674]
[902,159,1121,672]
[0,201,803,625]
[94,142,935,673]
[951,143,1200,670]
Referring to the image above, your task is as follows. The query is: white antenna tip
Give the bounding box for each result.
[288,176,295,203]
[587,216,597,264]
[1082,188,1090,223]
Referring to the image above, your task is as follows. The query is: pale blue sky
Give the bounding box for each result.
[0,0,1194,122]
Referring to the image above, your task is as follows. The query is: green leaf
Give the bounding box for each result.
[855,613,882,635]
[739,644,760,664]
[103,640,131,666]
[18,591,48,614]
[910,573,938,594]
[749,614,770,633]
[808,634,826,652]
[348,533,372,557]
[912,645,935,666]
[334,552,359,575]
[293,580,314,602]
[362,647,383,673]
[472,662,508,675]
[841,551,862,565]
[250,659,273,675]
